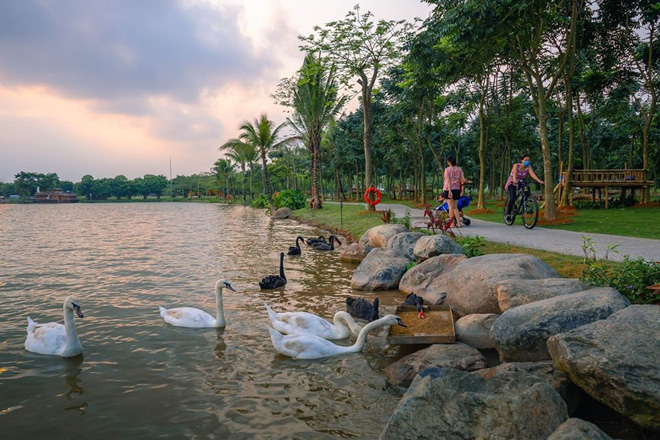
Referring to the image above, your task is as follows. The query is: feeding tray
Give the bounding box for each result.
[387,305,455,345]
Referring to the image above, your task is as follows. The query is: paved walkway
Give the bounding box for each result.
[329,202,660,262]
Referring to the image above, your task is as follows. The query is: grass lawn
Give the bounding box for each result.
[463,197,660,240]
[291,203,621,278]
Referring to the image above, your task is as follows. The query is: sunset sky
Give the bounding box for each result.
[0,0,432,183]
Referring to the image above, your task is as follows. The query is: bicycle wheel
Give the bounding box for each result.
[503,194,516,225]
[522,196,539,229]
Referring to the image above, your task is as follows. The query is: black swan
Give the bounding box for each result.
[312,235,341,251]
[306,236,327,247]
[346,297,379,322]
[287,236,305,255]
[403,292,425,319]
[259,253,287,289]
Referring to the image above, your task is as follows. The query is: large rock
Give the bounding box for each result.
[495,278,589,312]
[412,235,464,261]
[491,287,630,362]
[366,224,409,248]
[474,361,582,415]
[271,207,292,219]
[548,305,660,431]
[547,418,613,440]
[379,367,567,440]
[350,248,409,291]
[398,254,467,304]
[338,242,372,264]
[384,342,487,387]
[386,232,423,261]
[455,313,498,349]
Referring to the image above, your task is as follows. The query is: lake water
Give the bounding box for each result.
[0,203,410,439]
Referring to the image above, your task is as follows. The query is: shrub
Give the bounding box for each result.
[456,235,485,258]
[580,236,660,304]
[252,195,269,209]
[396,208,412,230]
[274,189,306,210]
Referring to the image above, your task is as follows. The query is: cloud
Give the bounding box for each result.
[0,0,274,105]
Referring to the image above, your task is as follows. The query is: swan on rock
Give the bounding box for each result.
[265,303,361,340]
[267,314,406,360]
[346,297,380,322]
[312,235,341,251]
[159,279,235,328]
[259,253,287,289]
[287,236,305,256]
[25,296,84,358]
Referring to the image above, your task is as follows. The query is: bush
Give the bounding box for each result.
[274,189,306,210]
[456,235,485,258]
[252,195,269,209]
[580,236,660,304]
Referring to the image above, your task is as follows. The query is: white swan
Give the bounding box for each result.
[159,279,235,328]
[25,296,84,358]
[265,303,362,340]
[267,314,406,360]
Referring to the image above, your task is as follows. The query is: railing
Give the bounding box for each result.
[566,169,650,185]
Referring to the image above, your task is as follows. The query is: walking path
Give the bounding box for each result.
[329,202,660,262]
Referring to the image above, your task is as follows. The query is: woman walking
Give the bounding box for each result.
[442,155,467,228]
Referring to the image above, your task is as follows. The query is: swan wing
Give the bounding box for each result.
[276,333,348,360]
[271,311,346,339]
[160,307,216,328]
[25,320,67,355]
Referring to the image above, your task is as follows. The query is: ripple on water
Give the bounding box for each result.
[0,203,406,439]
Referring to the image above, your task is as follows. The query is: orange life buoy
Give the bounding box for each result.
[364,186,382,206]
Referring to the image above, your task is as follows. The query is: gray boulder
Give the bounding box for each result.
[384,342,487,387]
[474,361,582,415]
[338,242,372,264]
[548,305,660,431]
[547,418,613,440]
[271,207,292,219]
[455,313,498,349]
[379,367,567,440]
[495,278,590,312]
[359,230,370,246]
[398,254,467,304]
[412,234,464,261]
[491,287,630,362]
[367,224,409,248]
[350,248,410,291]
[386,232,423,261]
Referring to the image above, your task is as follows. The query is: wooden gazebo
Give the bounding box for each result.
[558,168,655,209]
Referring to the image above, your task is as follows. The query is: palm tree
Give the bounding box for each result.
[221,114,288,214]
[285,54,347,209]
[220,143,252,205]
[212,158,234,200]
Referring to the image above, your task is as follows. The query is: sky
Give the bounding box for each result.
[0,0,432,183]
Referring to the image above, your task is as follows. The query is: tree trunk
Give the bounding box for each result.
[561,75,575,207]
[260,150,276,214]
[361,75,376,211]
[311,143,322,209]
[477,84,487,210]
[537,94,557,220]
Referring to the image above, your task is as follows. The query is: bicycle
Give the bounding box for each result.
[503,180,539,229]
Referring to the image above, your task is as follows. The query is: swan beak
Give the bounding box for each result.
[224,283,236,292]
[74,306,84,318]
[396,318,407,328]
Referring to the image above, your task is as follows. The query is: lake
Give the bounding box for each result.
[0,203,408,439]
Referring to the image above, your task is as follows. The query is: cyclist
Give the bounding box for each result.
[504,155,544,221]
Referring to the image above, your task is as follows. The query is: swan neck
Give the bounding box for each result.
[215,285,226,327]
[279,254,286,279]
[347,318,386,352]
[334,312,361,337]
[63,305,80,350]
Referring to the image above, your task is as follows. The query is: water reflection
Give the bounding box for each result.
[0,204,405,439]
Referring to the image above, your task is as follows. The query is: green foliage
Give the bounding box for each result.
[252,194,270,209]
[274,189,306,210]
[397,208,412,230]
[405,261,417,271]
[457,235,485,258]
[580,236,660,304]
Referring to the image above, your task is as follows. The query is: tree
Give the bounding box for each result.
[221,115,289,214]
[275,53,347,209]
[221,144,252,204]
[212,158,234,199]
[299,5,416,210]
